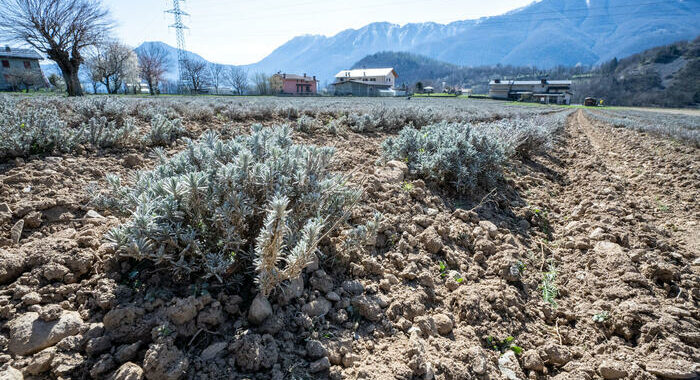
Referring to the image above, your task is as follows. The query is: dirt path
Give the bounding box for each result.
[521,109,700,378]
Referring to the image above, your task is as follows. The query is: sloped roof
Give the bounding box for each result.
[0,47,42,60]
[331,80,392,87]
[489,80,572,85]
[335,68,397,79]
[273,73,317,81]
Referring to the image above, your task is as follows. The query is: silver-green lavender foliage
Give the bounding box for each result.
[105,125,360,290]
[82,116,139,148]
[254,195,324,296]
[0,96,82,158]
[480,111,573,158]
[144,114,185,146]
[586,109,699,146]
[381,121,505,193]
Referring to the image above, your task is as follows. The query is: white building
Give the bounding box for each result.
[332,68,398,96]
[335,68,397,86]
[489,79,572,105]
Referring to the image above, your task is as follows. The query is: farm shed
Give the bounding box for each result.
[489,79,572,105]
[0,46,46,91]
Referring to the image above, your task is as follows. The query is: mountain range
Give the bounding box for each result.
[97,0,699,86]
[237,0,699,82]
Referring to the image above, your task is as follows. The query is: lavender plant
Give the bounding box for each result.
[382,121,505,193]
[144,114,185,146]
[0,96,81,158]
[81,116,139,148]
[104,125,360,294]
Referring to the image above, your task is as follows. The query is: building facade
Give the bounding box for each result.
[272,73,318,96]
[332,68,398,96]
[489,79,572,105]
[0,46,45,91]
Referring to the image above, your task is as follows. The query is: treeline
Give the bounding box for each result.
[573,36,699,107]
[354,39,699,107]
[352,52,588,94]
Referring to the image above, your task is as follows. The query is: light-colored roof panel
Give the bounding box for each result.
[335,68,397,78]
[331,80,392,87]
[489,80,572,85]
[0,47,42,60]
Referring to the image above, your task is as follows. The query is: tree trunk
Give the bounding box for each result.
[147,78,155,95]
[55,60,83,97]
[53,56,83,97]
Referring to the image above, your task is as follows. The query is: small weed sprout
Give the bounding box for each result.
[540,262,559,308]
[486,336,523,355]
[593,311,610,323]
[439,261,447,278]
[401,181,415,192]
[342,212,382,254]
[533,207,552,238]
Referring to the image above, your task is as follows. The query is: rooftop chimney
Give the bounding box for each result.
[4,46,10,52]
[494,79,501,83]
[303,73,306,77]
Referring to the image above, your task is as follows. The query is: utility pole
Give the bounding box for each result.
[166,0,189,93]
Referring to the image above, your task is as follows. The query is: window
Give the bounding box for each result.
[23,61,31,69]
[1,60,9,68]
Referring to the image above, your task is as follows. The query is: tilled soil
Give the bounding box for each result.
[0,110,698,380]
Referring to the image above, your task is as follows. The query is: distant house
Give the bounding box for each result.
[423,86,434,94]
[272,73,318,96]
[0,45,45,91]
[332,68,398,96]
[489,79,572,105]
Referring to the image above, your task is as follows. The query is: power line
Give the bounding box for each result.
[166,0,189,92]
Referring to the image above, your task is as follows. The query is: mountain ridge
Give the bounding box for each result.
[240,0,699,82]
[127,0,699,84]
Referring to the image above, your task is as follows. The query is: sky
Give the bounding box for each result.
[103,0,534,65]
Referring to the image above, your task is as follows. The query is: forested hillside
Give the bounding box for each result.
[354,37,700,107]
[573,37,700,107]
[352,52,585,94]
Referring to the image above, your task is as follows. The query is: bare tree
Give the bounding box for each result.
[85,41,137,94]
[182,59,210,94]
[47,73,66,93]
[82,54,103,93]
[252,72,270,95]
[0,0,112,96]
[208,63,225,95]
[269,74,282,94]
[137,43,169,95]
[223,66,248,95]
[4,67,43,92]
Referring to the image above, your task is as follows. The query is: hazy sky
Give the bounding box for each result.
[103,0,534,65]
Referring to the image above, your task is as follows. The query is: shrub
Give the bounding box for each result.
[479,111,572,158]
[0,96,81,158]
[294,115,316,133]
[381,121,505,193]
[104,125,360,295]
[144,114,185,146]
[73,96,130,124]
[81,116,139,148]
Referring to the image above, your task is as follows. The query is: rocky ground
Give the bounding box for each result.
[0,110,698,380]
